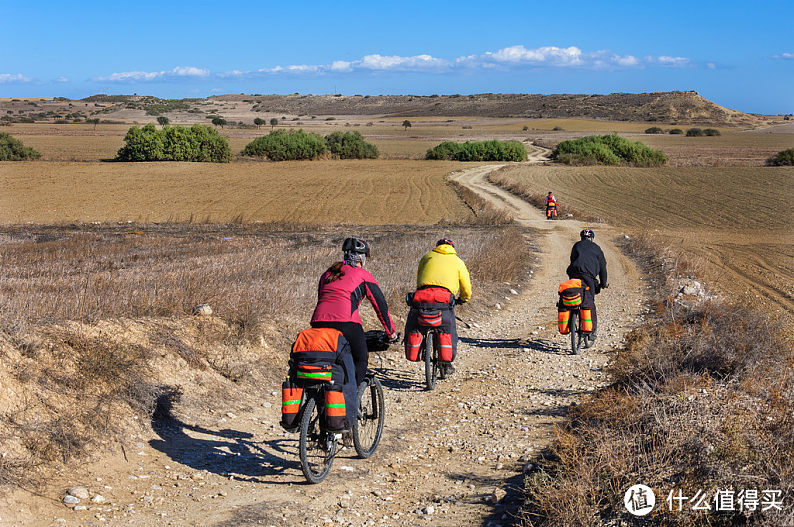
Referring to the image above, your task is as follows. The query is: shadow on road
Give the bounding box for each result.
[442,469,526,527]
[148,389,297,484]
[460,337,524,350]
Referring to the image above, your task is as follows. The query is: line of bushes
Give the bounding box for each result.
[0,132,42,161]
[426,140,528,161]
[115,124,232,162]
[241,130,379,161]
[551,134,668,166]
[686,127,721,137]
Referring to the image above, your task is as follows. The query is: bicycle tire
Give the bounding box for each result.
[298,397,335,484]
[424,332,437,390]
[353,377,385,458]
[570,310,580,355]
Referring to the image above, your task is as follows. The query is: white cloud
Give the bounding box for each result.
[90,46,700,83]
[0,73,32,83]
[654,56,690,67]
[773,52,794,59]
[56,76,70,82]
[330,60,353,72]
[614,55,639,67]
[485,45,584,66]
[357,54,449,71]
[707,62,717,70]
[94,66,209,82]
[457,45,675,70]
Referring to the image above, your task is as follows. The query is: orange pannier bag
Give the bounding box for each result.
[580,309,593,332]
[557,310,571,334]
[324,384,348,431]
[281,379,303,430]
[558,279,583,308]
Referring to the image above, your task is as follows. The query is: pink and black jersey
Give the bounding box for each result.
[310,264,396,334]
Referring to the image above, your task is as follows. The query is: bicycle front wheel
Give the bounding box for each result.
[424,332,437,390]
[299,397,335,483]
[353,377,385,458]
[569,310,580,355]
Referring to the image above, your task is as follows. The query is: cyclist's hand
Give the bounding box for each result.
[386,332,400,344]
[454,298,467,305]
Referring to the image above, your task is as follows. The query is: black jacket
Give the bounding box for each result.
[567,240,607,286]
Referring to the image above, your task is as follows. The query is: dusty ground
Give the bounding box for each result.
[0,160,647,526]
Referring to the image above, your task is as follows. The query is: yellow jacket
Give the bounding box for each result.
[416,244,472,302]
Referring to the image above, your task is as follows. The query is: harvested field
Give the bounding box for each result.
[0,160,470,224]
[638,130,794,166]
[491,165,794,315]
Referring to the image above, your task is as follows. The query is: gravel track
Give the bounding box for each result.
[8,159,648,527]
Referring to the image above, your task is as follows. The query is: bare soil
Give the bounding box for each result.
[0,160,467,225]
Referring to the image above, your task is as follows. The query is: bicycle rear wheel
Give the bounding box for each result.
[424,332,437,390]
[298,397,335,483]
[569,310,581,355]
[353,377,385,458]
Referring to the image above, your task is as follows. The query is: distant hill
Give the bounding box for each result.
[0,91,768,126]
[211,91,762,126]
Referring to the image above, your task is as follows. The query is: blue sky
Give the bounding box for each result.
[2,0,792,114]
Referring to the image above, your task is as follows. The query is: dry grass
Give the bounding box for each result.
[0,160,469,224]
[0,221,533,487]
[492,164,794,317]
[523,238,794,526]
[448,176,513,225]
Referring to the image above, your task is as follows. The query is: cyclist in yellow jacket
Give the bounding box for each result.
[404,238,472,374]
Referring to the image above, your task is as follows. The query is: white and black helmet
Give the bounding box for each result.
[342,237,370,266]
[342,237,370,256]
[580,228,595,240]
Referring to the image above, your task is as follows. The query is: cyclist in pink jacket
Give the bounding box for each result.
[311,237,397,385]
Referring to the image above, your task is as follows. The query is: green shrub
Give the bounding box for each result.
[669,128,683,134]
[766,148,794,166]
[426,139,528,162]
[644,126,664,134]
[0,132,42,160]
[703,128,721,136]
[551,134,668,167]
[324,131,379,159]
[241,129,328,161]
[115,124,231,162]
[686,127,704,137]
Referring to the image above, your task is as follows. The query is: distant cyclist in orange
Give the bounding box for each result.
[545,192,558,219]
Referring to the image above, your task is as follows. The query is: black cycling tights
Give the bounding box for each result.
[310,321,368,386]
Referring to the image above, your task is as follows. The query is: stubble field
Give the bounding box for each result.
[490,165,794,315]
[0,160,470,224]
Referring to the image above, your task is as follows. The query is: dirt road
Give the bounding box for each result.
[7,161,646,527]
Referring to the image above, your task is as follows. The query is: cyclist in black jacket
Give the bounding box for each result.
[566,228,608,344]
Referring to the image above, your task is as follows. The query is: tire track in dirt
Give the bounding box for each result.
[9,162,647,527]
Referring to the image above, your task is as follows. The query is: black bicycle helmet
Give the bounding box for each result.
[342,237,371,257]
[436,237,455,248]
[580,228,595,240]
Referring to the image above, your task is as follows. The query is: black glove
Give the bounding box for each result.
[455,298,467,305]
[601,283,609,289]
